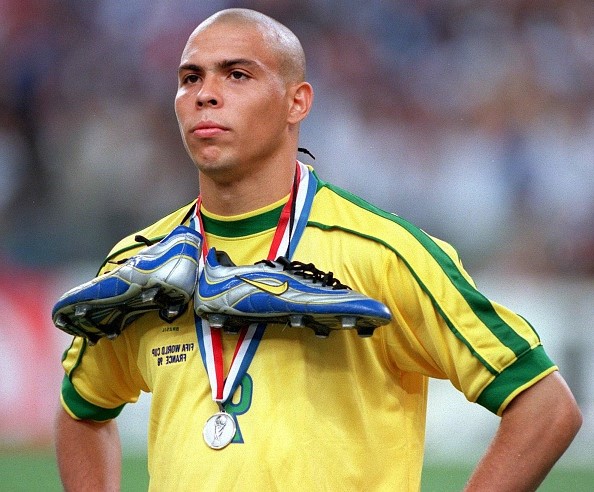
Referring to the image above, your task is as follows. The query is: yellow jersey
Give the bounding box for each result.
[60,172,556,491]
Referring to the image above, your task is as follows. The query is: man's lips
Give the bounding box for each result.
[190,121,229,138]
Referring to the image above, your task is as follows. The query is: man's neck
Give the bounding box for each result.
[198,162,296,216]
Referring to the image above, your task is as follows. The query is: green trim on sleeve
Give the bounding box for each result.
[61,375,126,421]
[476,345,556,414]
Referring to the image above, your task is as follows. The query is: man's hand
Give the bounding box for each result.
[465,371,582,491]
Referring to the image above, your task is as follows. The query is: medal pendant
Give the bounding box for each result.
[203,412,236,450]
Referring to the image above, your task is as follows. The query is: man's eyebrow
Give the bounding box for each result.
[219,58,259,70]
[178,63,202,74]
[178,59,260,74]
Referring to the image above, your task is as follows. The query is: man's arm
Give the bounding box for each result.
[55,406,122,492]
[465,371,582,492]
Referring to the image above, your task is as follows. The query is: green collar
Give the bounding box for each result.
[200,203,284,238]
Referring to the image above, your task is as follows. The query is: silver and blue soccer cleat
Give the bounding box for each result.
[194,248,392,338]
[52,225,203,344]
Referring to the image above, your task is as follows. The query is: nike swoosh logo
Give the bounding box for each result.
[238,277,289,296]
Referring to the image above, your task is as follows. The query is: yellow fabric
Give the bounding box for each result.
[60,178,556,491]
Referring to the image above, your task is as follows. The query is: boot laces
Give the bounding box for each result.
[256,257,351,290]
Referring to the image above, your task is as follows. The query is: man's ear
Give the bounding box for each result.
[287,82,314,125]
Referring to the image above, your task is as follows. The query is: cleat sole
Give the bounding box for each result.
[312,326,330,338]
[195,311,387,338]
[55,314,68,329]
[141,287,159,303]
[207,313,227,329]
[74,304,90,318]
[357,327,375,338]
[224,325,243,335]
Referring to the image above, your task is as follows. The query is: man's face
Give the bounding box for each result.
[175,21,293,182]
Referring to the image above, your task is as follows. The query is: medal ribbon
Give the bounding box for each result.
[192,161,317,406]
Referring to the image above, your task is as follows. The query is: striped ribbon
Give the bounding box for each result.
[192,161,317,405]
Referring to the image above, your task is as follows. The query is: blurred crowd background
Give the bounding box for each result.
[1,1,594,469]
[1,0,593,276]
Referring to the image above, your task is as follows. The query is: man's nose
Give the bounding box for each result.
[196,76,220,108]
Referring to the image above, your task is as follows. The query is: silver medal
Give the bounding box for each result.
[203,412,236,450]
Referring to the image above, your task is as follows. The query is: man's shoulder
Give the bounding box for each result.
[311,179,401,231]
[100,201,196,270]
[311,178,455,256]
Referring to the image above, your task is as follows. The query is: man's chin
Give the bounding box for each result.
[194,158,240,182]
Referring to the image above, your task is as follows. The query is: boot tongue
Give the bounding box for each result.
[214,249,236,267]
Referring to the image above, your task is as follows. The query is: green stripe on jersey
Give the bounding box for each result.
[315,181,532,363]
[61,375,125,421]
[309,220,496,374]
[201,204,283,237]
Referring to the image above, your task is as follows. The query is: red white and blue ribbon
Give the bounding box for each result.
[192,161,317,406]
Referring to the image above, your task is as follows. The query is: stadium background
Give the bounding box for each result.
[1,0,592,489]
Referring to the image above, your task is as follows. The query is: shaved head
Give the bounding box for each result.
[187,8,306,83]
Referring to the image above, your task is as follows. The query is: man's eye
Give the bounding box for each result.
[230,71,247,80]
[184,74,200,84]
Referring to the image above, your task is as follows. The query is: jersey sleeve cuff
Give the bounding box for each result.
[475,345,557,416]
[61,374,126,421]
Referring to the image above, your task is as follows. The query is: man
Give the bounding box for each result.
[54,8,582,491]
